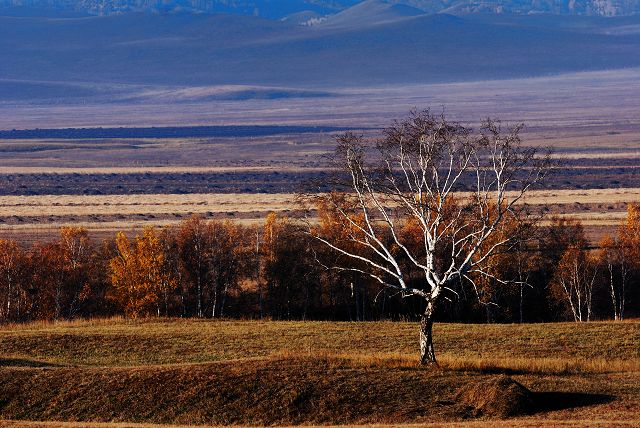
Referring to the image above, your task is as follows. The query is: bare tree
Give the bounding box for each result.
[0,239,25,321]
[551,245,598,322]
[303,110,550,364]
[597,203,640,321]
[177,216,210,318]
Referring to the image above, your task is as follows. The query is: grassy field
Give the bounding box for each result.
[0,319,638,427]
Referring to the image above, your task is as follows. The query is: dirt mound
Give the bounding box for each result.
[455,375,534,418]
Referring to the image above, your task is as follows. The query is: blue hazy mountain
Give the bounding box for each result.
[1,0,640,101]
[400,1,640,16]
[0,1,360,19]
[2,1,640,17]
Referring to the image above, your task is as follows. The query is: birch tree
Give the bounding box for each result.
[0,239,25,321]
[207,221,246,318]
[304,110,550,364]
[600,235,628,321]
[58,227,92,318]
[263,213,319,319]
[551,245,598,322]
[599,204,640,321]
[177,216,210,318]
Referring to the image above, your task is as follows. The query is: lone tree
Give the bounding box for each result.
[304,110,550,364]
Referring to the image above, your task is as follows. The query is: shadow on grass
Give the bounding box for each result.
[534,391,614,413]
[0,358,59,368]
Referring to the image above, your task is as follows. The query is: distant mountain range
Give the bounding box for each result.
[4,0,356,19]
[398,1,640,16]
[2,0,640,103]
[2,2,640,91]
[2,0,640,18]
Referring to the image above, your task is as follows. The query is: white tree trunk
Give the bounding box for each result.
[419,301,437,365]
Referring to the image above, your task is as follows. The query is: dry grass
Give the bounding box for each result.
[0,354,635,426]
[3,421,639,428]
[438,355,638,375]
[0,188,638,239]
[1,319,639,427]
[0,356,480,425]
[2,422,184,428]
[2,188,639,216]
[517,188,640,205]
[276,350,639,375]
[540,212,628,227]
[1,319,638,369]
[0,193,297,217]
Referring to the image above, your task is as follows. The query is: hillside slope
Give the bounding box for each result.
[316,0,425,28]
[1,11,640,90]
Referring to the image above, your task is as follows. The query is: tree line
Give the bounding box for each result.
[0,207,638,324]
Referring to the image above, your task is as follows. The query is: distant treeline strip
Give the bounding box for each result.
[0,125,356,140]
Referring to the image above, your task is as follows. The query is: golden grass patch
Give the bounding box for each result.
[1,319,638,369]
[0,193,297,217]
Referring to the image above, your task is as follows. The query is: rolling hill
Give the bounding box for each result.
[1,5,640,96]
[309,0,426,28]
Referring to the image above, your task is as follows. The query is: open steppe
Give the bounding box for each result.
[0,319,638,427]
[1,69,640,244]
